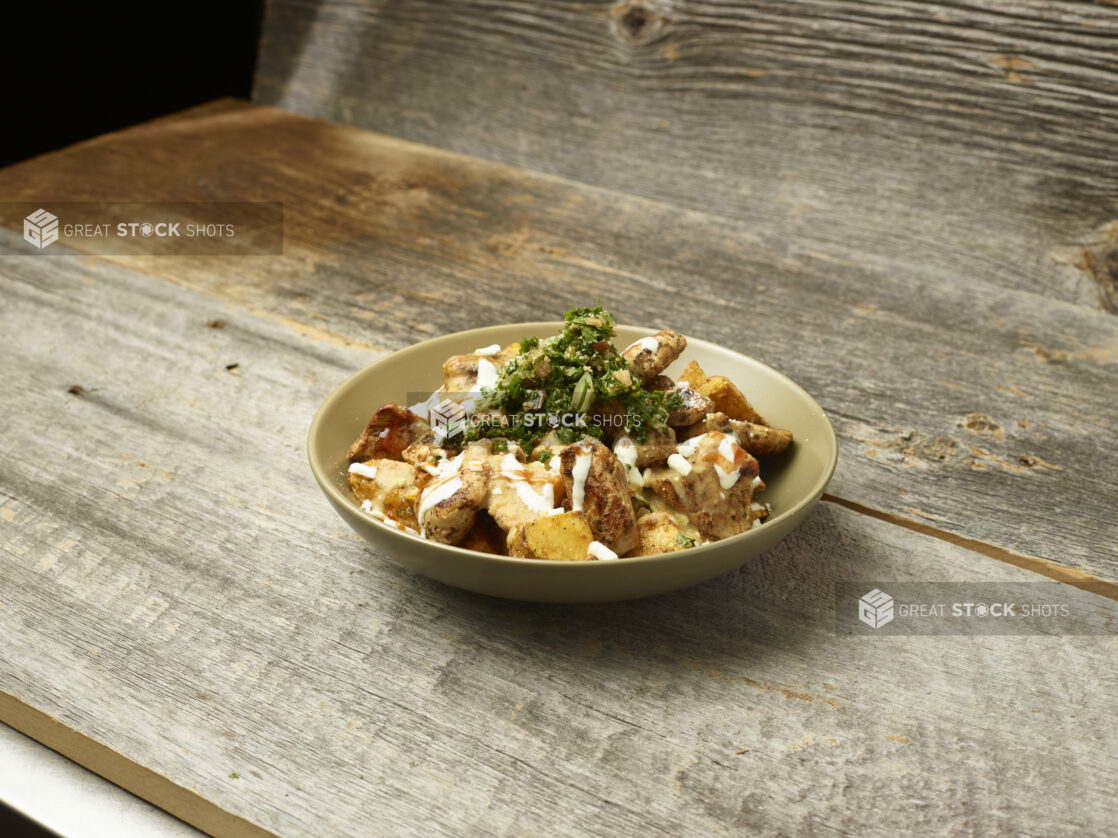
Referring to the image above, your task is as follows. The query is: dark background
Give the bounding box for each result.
[3,3,266,169]
[0,801,61,838]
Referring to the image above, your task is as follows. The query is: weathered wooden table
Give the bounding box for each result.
[2,2,1117,835]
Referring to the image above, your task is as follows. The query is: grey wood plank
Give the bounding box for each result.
[1,101,1114,584]
[253,0,1118,311]
[0,237,1117,837]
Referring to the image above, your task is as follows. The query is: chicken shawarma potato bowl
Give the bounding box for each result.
[343,304,794,562]
[308,314,837,601]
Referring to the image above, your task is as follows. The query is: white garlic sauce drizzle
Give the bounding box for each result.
[570,443,594,512]
[613,435,644,490]
[348,462,379,479]
[587,540,618,561]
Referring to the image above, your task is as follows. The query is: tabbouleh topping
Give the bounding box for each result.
[463,303,682,448]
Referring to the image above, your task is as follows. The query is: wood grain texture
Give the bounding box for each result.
[1,100,1115,584]
[253,0,1118,312]
[0,237,1116,835]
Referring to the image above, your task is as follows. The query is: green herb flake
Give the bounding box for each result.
[676,534,696,549]
[491,438,509,453]
[631,495,652,517]
[537,449,554,464]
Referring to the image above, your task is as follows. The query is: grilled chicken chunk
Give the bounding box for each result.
[621,329,687,381]
[347,403,431,462]
[559,437,639,556]
[643,375,713,428]
[681,412,793,457]
[486,454,566,532]
[587,400,629,443]
[416,456,488,545]
[627,427,677,467]
[401,430,452,469]
[668,387,714,427]
[642,431,762,540]
[441,343,519,394]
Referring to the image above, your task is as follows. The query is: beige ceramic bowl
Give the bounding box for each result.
[308,323,837,602]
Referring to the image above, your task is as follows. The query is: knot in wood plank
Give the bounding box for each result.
[1066,221,1118,315]
[1077,229,1118,315]
[611,0,670,46]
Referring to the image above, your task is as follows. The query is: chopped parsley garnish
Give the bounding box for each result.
[490,438,509,453]
[676,534,696,549]
[536,449,554,464]
[464,303,682,448]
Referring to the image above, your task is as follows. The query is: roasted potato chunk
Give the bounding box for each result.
[696,376,768,426]
[677,360,708,390]
[507,511,595,561]
[348,459,428,531]
[626,512,688,557]
[348,403,431,462]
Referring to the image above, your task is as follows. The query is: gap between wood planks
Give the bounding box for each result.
[0,691,275,838]
[821,494,1118,602]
